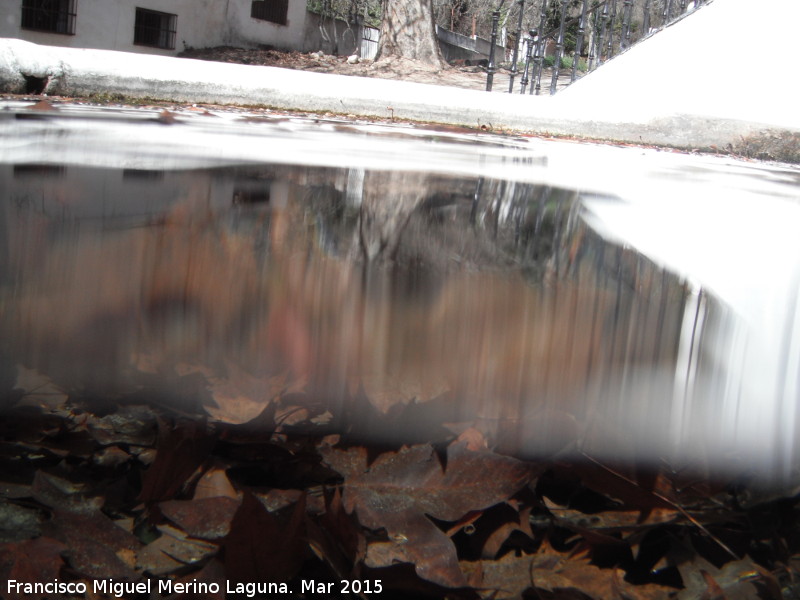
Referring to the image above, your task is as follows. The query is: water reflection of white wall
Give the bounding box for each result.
[583,189,800,483]
[0,164,235,220]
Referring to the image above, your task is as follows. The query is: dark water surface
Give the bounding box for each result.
[2,103,800,483]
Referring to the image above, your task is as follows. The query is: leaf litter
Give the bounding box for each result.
[1,367,799,599]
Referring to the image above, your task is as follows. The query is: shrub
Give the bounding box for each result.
[543,55,587,72]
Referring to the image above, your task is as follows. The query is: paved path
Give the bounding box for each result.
[420,65,575,96]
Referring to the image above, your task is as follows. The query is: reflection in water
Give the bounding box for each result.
[0,148,798,485]
[0,162,688,463]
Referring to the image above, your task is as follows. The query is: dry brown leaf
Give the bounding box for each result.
[0,538,66,600]
[204,362,286,424]
[193,467,238,500]
[530,550,672,600]
[160,497,240,540]
[152,523,218,565]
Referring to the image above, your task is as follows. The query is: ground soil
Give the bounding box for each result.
[178,46,558,94]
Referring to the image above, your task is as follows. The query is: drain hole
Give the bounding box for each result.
[22,74,48,94]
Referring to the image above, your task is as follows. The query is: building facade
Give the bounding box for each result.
[0,0,308,55]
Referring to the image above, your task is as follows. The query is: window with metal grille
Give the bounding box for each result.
[251,0,288,26]
[134,7,176,50]
[20,0,77,35]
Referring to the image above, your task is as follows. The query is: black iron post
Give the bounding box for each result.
[549,0,568,95]
[530,1,548,95]
[604,0,617,61]
[486,9,501,91]
[597,1,609,65]
[662,0,673,28]
[621,0,633,49]
[507,0,527,93]
[570,0,589,82]
[587,5,598,71]
[519,29,537,93]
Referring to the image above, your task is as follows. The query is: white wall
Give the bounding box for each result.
[225,0,308,51]
[0,0,308,55]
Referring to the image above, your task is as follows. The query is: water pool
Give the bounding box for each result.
[2,101,800,486]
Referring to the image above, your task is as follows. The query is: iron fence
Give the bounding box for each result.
[490,0,712,95]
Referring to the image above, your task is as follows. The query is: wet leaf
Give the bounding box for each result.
[326,442,533,522]
[13,366,68,410]
[204,362,286,425]
[193,466,238,500]
[139,419,215,503]
[151,523,218,565]
[42,508,141,580]
[136,536,185,576]
[160,496,240,540]
[27,99,57,112]
[171,559,227,599]
[523,541,673,600]
[460,553,535,599]
[87,405,158,447]
[478,507,534,560]
[222,491,307,583]
[306,488,365,577]
[0,537,66,600]
[0,501,43,543]
[323,441,533,587]
[364,511,467,587]
[31,470,102,513]
[157,109,179,124]
[676,552,774,600]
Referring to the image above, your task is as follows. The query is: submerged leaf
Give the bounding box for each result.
[0,537,66,600]
[222,491,307,583]
[323,442,534,587]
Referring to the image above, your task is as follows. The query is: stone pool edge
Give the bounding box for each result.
[1,38,798,164]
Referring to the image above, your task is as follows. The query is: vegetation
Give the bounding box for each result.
[306,0,381,28]
[543,53,587,71]
[305,0,671,62]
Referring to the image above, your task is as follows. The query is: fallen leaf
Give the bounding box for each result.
[204,363,285,424]
[31,470,102,513]
[157,109,178,124]
[363,511,466,587]
[460,553,535,599]
[306,488,365,577]
[27,99,57,112]
[152,523,218,565]
[323,441,534,587]
[222,491,307,583]
[0,537,66,600]
[0,501,43,543]
[42,508,141,580]
[160,496,240,540]
[139,419,215,503]
[526,542,672,600]
[13,366,68,410]
[193,467,238,500]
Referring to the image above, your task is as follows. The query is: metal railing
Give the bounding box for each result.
[488,0,711,94]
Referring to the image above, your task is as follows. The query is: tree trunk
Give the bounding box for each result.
[375,0,446,67]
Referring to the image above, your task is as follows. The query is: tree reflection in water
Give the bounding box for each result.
[1,163,686,464]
